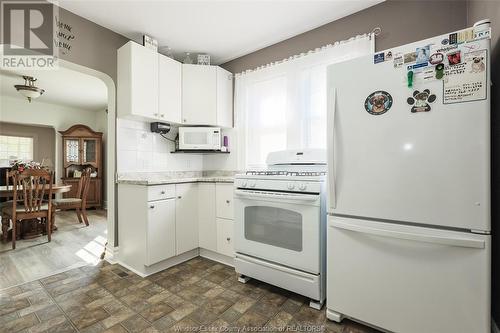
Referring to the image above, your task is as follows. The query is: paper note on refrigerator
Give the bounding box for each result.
[443,49,487,104]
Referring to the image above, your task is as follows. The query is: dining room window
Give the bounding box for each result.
[0,135,34,161]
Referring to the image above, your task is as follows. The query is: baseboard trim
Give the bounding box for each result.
[117,248,199,277]
[104,246,119,264]
[493,318,499,333]
[199,248,234,267]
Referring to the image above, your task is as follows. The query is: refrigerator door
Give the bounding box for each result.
[327,37,490,231]
[327,216,491,333]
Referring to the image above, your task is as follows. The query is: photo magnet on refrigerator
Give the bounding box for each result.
[374,52,385,64]
[364,91,393,115]
[407,89,436,113]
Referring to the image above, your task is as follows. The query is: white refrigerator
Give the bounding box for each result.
[326,26,491,333]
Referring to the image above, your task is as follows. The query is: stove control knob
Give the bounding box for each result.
[287,183,295,190]
[299,183,307,191]
[239,180,248,188]
[249,180,257,188]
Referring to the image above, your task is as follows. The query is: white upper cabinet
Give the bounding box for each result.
[118,42,233,127]
[182,64,217,126]
[158,55,182,123]
[182,64,233,127]
[117,41,159,120]
[216,67,234,128]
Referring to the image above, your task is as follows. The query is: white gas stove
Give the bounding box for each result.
[233,149,327,309]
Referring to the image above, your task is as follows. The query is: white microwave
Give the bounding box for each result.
[179,127,221,150]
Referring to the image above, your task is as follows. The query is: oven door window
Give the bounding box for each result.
[244,206,302,252]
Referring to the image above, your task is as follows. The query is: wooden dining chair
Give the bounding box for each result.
[0,170,17,242]
[51,168,91,227]
[1,169,53,249]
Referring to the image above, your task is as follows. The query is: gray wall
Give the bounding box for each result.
[466,0,500,325]
[57,7,129,83]
[0,122,56,170]
[222,0,467,73]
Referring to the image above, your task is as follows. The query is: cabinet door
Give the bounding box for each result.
[64,138,80,166]
[216,183,234,219]
[118,42,159,120]
[217,218,234,257]
[216,67,233,128]
[182,64,217,125]
[159,55,182,123]
[198,183,217,251]
[82,138,99,166]
[146,198,176,266]
[175,183,199,254]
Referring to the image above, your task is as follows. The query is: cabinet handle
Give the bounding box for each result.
[149,205,155,209]
[154,113,159,116]
[226,237,231,242]
[161,191,166,194]
[183,119,187,123]
[177,196,182,199]
[226,200,230,204]
[160,114,165,118]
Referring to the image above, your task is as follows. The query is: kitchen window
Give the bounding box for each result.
[235,34,374,169]
[0,135,34,161]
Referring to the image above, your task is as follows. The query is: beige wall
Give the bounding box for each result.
[466,0,500,324]
[0,122,56,170]
[222,0,468,73]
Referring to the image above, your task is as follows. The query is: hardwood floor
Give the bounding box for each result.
[0,209,107,290]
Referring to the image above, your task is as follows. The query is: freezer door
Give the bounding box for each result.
[327,216,490,333]
[327,38,490,231]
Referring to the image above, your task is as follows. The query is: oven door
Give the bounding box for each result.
[234,189,321,274]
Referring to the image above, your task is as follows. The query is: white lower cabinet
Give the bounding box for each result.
[118,181,234,276]
[198,183,217,251]
[175,183,199,254]
[146,198,176,266]
[217,218,234,257]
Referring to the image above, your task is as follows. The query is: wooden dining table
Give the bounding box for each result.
[0,184,72,240]
[0,184,72,198]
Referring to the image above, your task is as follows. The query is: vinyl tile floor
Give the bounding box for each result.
[0,257,380,333]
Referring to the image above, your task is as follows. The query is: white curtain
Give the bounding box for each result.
[235,34,374,169]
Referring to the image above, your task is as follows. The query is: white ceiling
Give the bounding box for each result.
[54,0,383,64]
[0,67,108,111]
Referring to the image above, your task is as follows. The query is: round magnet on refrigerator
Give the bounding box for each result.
[364,91,393,115]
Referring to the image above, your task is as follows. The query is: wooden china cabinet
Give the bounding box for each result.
[60,125,103,209]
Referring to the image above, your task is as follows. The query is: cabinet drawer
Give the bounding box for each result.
[217,218,234,257]
[148,184,175,201]
[216,183,234,219]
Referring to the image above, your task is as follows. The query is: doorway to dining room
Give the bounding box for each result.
[0,64,113,289]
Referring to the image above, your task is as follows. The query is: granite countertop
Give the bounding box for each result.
[116,171,239,186]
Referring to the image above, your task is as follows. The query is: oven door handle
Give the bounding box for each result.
[234,189,319,202]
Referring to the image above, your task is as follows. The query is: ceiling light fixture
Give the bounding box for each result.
[14,76,45,103]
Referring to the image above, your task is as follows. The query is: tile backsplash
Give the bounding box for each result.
[117,119,203,172]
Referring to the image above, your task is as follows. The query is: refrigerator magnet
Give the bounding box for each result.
[447,51,461,65]
[364,91,393,115]
[407,89,437,113]
[429,53,444,65]
[374,52,385,64]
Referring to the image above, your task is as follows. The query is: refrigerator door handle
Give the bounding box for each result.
[327,87,337,210]
[330,220,485,249]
